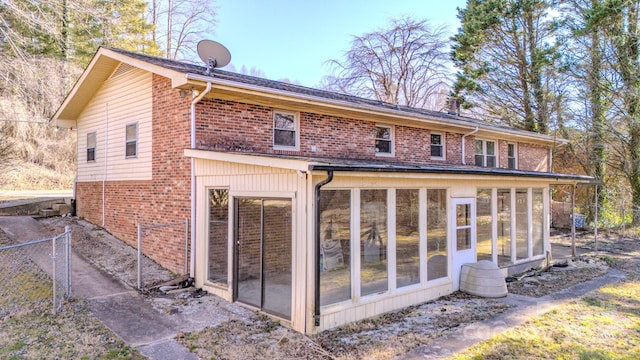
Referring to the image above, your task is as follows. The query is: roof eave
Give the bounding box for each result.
[51,48,187,128]
[184,73,564,146]
[308,163,593,183]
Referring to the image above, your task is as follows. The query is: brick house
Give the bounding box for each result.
[52,47,590,334]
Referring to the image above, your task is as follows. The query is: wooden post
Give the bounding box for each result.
[594,185,598,252]
[571,184,576,258]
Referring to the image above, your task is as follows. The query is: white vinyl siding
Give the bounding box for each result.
[193,159,306,333]
[76,68,152,181]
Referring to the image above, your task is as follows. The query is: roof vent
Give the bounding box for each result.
[110,63,135,79]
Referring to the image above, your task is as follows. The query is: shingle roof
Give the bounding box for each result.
[107,48,546,138]
[186,148,593,182]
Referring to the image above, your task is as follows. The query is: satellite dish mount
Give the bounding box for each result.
[197,40,231,76]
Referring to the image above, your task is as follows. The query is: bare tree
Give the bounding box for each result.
[149,0,217,60]
[323,17,451,109]
[0,124,17,179]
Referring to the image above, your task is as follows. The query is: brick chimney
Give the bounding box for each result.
[447,97,460,116]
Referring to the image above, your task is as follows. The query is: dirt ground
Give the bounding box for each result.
[35,217,640,359]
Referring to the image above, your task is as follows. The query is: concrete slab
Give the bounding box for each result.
[88,292,178,347]
[138,339,199,360]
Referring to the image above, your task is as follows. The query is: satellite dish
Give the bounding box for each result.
[197,40,231,74]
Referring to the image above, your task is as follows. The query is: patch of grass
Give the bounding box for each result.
[451,279,640,360]
[600,255,617,268]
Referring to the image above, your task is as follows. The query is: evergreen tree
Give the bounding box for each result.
[586,0,640,224]
[452,0,558,134]
[70,0,161,64]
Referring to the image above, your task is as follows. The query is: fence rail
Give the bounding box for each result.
[0,226,72,315]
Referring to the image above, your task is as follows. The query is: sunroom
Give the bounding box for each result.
[189,150,590,333]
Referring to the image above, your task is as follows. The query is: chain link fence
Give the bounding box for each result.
[0,226,72,318]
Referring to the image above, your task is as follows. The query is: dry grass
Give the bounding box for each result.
[0,229,144,360]
[0,161,74,190]
[179,292,511,360]
[450,278,640,360]
[506,259,609,297]
[451,233,640,360]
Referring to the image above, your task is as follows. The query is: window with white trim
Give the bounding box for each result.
[87,132,96,162]
[508,143,517,169]
[126,122,138,158]
[475,139,496,167]
[375,125,393,156]
[273,111,299,150]
[430,132,444,160]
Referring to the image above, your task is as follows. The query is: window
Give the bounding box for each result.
[87,132,96,162]
[360,189,388,296]
[456,204,472,250]
[208,189,229,286]
[476,189,493,262]
[508,143,517,169]
[532,189,544,256]
[427,189,447,280]
[320,190,351,306]
[516,189,529,260]
[475,139,496,167]
[497,189,512,266]
[125,123,138,158]
[430,133,444,160]
[396,189,420,288]
[273,111,298,149]
[375,125,393,156]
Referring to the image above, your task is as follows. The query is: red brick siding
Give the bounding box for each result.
[395,126,430,163]
[518,142,549,171]
[196,99,457,164]
[76,75,192,274]
[446,133,464,165]
[498,140,510,168]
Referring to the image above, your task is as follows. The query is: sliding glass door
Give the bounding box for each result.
[235,198,292,320]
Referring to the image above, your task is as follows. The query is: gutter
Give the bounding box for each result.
[461,127,479,165]
[183,73,560,146]
[314,170,333,327]
[307,164,594,182]
[189,82,212,278]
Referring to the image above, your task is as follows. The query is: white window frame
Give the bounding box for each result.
[474,139,497,167]
[206,187,231,289]
[375,124,394,157]
[430,132,445,160]
[507,143,517,169]
[273,110,300,151]
[87,131,97,162]
[125,122,138,158]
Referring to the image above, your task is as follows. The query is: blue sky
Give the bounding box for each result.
[213,0,467,87]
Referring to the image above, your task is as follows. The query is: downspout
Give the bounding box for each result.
[314,170,333,327]
[190,82,212,278]
[103,103,109,227]
[461,127,479,165]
